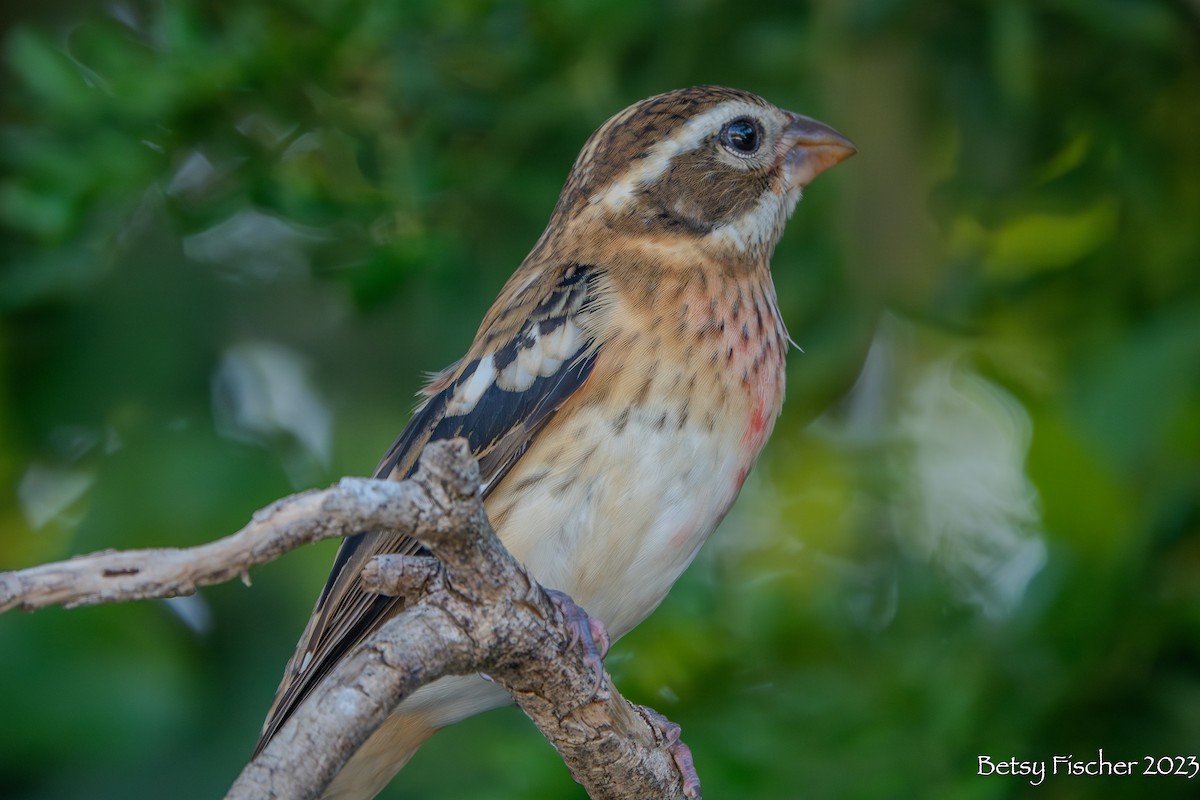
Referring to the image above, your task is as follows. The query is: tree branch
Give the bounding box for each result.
[0,477,421,612]
[1,439,698,800]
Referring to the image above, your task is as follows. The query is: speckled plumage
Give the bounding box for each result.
[257,86,854,799]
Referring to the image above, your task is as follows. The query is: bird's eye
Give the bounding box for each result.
[720,118,761,155]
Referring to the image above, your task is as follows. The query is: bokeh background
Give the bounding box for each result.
[2,1,1198,798]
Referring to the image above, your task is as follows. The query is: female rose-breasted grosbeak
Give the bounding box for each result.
[256,85,854,798]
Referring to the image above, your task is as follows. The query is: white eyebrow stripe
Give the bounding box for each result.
[589,99,768,213]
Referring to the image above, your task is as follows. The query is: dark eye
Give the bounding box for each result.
[720,118,761,155]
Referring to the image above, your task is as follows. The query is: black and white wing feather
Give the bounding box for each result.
[255,263,605,751]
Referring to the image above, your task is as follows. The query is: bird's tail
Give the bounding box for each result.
[319,711,437,800]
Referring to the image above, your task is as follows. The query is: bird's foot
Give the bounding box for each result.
[544,588,610,694]
[637,706,702,799]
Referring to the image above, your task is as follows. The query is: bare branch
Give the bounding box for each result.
[230,439,694,800]
[0,477,418,613]
[3,439,697,800]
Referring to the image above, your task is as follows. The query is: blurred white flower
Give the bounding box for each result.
[809,315,1047,618]
[893,352,1046,617]
[212,341,332,486]
[183,209,329,282]
[18,464,94,531]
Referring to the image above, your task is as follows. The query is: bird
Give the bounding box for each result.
[255,85,855,799]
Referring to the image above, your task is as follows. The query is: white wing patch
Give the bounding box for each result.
[441,319,586,415]
[446,354,496,415]
[497,320,584,392]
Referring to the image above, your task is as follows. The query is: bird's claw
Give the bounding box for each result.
[544,588,609,695]
[639,706,702,799]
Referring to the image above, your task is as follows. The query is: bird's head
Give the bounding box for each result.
[548,85,855,264]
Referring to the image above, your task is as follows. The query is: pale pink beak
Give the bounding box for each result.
[781,112,856,188]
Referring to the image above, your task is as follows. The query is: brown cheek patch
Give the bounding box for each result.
[643,149,772,230]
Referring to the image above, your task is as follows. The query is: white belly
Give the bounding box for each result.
[494,400,756,640]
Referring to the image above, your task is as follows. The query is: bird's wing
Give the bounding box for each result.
[255,263,605,752]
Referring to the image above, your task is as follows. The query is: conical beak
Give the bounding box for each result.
[781,113,856,189]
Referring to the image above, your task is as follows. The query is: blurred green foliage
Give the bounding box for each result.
[2,1,1198,798]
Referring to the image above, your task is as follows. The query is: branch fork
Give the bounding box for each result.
[1,439,699,800]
